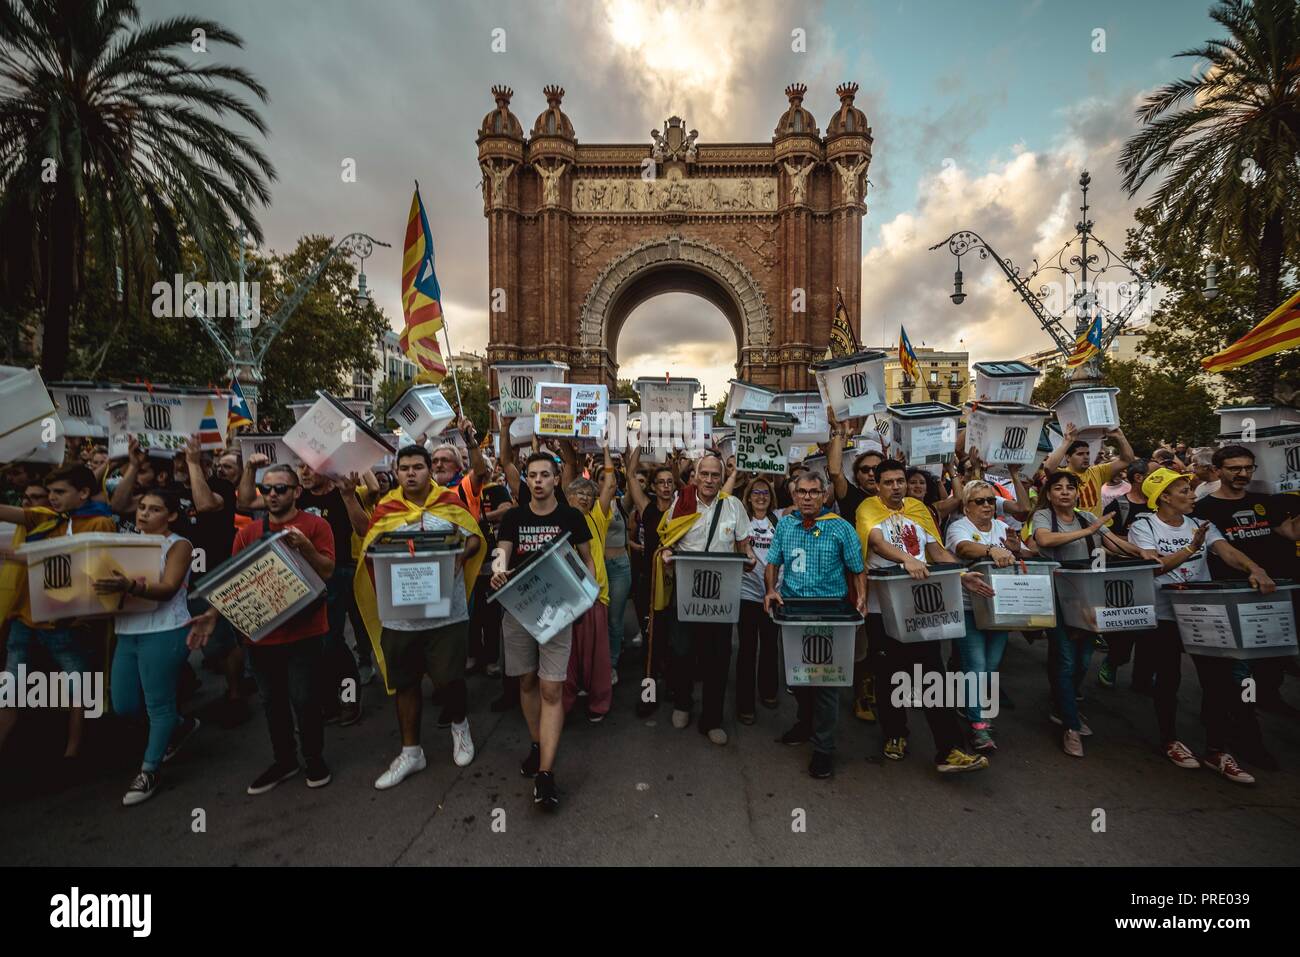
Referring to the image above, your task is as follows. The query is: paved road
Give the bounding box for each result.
[2,628,1298,867]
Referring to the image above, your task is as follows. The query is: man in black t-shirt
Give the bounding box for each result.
[1193,444,1300,735]
[491,452,594,812]
[1103,460,1153,538]
[295,462,371,722]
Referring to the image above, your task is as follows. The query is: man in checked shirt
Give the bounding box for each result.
[763,470,867,779]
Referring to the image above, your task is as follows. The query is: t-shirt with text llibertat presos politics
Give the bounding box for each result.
[1193,492,1299,580]
[1127,512,1225,622]
[497,501,592,570]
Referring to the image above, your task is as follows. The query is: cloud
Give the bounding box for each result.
[858,89,1156,365]
[617,293,737,404]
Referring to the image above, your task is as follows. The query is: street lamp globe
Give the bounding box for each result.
[951,267,966,305]
[1203,261,1219,301]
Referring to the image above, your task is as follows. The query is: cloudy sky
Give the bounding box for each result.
[144,0,1218,401]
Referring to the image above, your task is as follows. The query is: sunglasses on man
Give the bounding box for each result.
[259,483,296,495]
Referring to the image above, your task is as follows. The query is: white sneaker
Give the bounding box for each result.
[610,669,619,687]
[358,663,375,686]
[451,720,475,767]
[707,728,728,746]
[672,709,690,729]
[374,749,426,790]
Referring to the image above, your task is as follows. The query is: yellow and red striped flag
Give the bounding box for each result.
[1202,290,1300,373]
[1066,315,1103,368]
[400,183,448,384]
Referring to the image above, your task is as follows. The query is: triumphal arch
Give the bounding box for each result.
[477,82,872,390]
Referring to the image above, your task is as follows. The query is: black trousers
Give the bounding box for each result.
[672,619,732,732]
[736,599,778,715]
[250,635,326,766]
[866,614,962,760]
[1134,619,1240,752]
[468,574,502,665]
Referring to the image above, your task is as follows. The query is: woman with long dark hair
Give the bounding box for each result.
[94,488,195,806]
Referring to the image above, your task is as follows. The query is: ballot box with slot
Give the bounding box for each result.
[811,350,887,419]
[236,434,300,482]
[1166,581,1298,659]
[888,401,960,465]
[283,391,395,482]
[1052,558,1160,633]
[492,361,569,418]
[368,531,465,621]
[671,551,748,624]
[774,599,863,686]
[968,559,1060,631]
[868,562,966,641]
[17,533,166,621]
[1215,404,1299,435]
[722,379,777,427]
[964,401,1052,470]
[1051,386,1121,433]
[972,361,1040,404]
[191,531,327,642]
[387,385,456,440]
[488,532,598,644]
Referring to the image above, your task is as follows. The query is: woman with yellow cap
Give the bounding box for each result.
[1126,468,1276,785]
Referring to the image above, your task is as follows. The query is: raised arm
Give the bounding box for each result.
[461,417,490,491]
[557,438,579,488]
[1040,423,1076,475]
[598,443,617,512]
[623,444,651,514]
[109,436,145,515]
[1107,428,1135,476]
[826,406,849,500]
[184,437,224,513]
[240,453,268,511]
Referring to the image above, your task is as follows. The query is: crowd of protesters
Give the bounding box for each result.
[1,404,1297,812]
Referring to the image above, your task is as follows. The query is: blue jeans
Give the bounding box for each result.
[605,553,633,667]
[1047,623,1092,732]
[957,611,1008,723]
[4,621,87,674]
[111,626,190,771]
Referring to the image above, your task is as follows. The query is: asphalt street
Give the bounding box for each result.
[2,620,1299,867]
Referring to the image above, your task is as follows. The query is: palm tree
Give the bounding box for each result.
[1119,0,1300,402]
[0,0,275,380]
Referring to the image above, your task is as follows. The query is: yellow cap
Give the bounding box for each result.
[1142,467,1188,510]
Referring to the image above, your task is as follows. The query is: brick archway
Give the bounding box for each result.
[477,82,872,392]
[579,236,769,380]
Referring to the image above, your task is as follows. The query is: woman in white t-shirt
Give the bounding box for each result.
[736,476,781,723]
[944,480,1021,752]
[92,488,194,808]
[1126,468,1276,784]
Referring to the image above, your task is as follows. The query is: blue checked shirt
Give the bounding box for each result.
[766,511,865,600]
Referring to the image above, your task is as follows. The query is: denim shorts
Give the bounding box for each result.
[4,620,89,674]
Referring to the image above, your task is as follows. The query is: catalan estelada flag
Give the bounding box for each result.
[1202,290,1300,373]
[899,325,921,382]
[827,286,860,359]
[1066,314,1103,369]
[401,182,448,384]
[227,378,253,431]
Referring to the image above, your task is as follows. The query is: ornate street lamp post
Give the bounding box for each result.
[189,231,390,421]
[930,171,1164,386]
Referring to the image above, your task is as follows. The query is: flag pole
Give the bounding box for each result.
[441,318,465,418]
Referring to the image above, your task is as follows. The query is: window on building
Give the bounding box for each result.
[929,370,938,384]
[950,390,960,405]
[901,390,912,404]
[948,372,959,387]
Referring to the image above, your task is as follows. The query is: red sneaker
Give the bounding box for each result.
[1164,740,1200,769]
[1204,751,1255,785]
